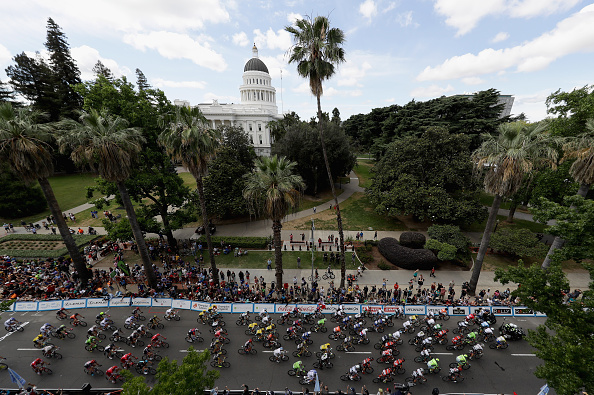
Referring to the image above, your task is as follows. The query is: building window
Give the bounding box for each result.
[259,135,263,145]
[249,124,252,131]
[258,124,262,132]
[250,135,253,144]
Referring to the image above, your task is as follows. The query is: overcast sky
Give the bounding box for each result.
[1,0,593,122]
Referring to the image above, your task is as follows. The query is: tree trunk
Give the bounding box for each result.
[196,175,218,286]
[541,183,590,269]
[469,194,503,294]
[506,203,517,223]
[38,177,91,284]
[273,219,283,291]
[116,181,157,289]
[159,207,177,251]
[316,94,346,289]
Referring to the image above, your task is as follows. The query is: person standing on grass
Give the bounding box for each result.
[297,257,301,268]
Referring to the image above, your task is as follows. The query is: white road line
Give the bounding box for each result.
[0,322,29,342]
[179,350,204,353]
[17,348,40,351]
[433,352,454,355]
[511,354,536,356]
[345,351,372,354]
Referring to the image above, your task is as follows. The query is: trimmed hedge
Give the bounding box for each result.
[195,236,270,249]
[378,237,437,270]
[0,234,98,258]
[399,232,426,249]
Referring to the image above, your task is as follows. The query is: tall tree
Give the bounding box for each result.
[160,106,221,285]
[0,79,16,104]
[135,69,150,92]
[243,155,304,290]
[286,15,349,287]
[469,121,558,293]
[58,109,157,289]
[92,61,114,81]
[44,17,82,120]
[541,119,594,269]
[6,52,56,116]
[0,102,90,283]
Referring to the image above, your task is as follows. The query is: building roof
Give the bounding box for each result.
[244,57,269,74]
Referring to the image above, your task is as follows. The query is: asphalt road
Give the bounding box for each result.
[0,307,552,394]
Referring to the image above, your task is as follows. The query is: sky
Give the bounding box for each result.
[1,0,594,123]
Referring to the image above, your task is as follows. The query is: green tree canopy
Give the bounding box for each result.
[427,224,471,261]
[489,227,548,258]
[367,127,486,226]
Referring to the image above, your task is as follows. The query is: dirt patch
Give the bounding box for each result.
[283,210,338,230]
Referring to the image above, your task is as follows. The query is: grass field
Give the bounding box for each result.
[0,173,101,224]
[353,161,374,189]
[462,214,547,234]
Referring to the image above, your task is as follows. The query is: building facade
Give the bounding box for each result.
[174,44,281,156]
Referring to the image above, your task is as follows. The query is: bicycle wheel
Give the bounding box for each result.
[281,354,289,361]
[238,349,247,355]
[489,343,497,349]
[405,377,415,384]
[340,374,349,381]
[95,368,105,376]
[268,355,277,362]
[442,376,451,382]
[372,377,381,383]
[473,352,483,359]
[67,332,76,339]
[53,352,63,359]
[157,323,164,329]
[329,272,336,279]
[44,368,53,375]
[136,340,145,347]
[97,333,106,340]
[414,356,424,363]
[79,320,88,327]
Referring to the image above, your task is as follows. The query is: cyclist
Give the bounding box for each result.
[495,336,507,348]
[451,335,463,346]
[301,331,312,342]
[317,317,327,328]
[427,357,440,373]
[273,346,285,361]
[96,312,108,321]
[392,330,402,341]
[70,313,84,325]
[259,308,268,319]
[106,365,121,382]
[33,334,46,347]
[439,308,448,319]
[42,344,57,358]
[261,314,271,325]
[87,324,100,338]
[293,360,305,376]
[40,323,54,336]
[413,330,425,344]
[419,348,431,361]
[214,327,226,339]
[243,339,253,352]
[361,357,374,371]
[435,328,449,340]
[381,348,393,360]
[84,359,100,375]
[421,336,433,349]
[128,332,140,347]
[188,328,201,340]
[85,335,99,350]
[378,368,392,382]
[402,319,412,331]
[57,307,69,319]
[411,367,425,381]
[100,316,114,330]
[151,333,166,347]
[4,317,18,331]
[149,315,160,327]
[466,331,478,344]
[348,365,360,380]
[393,358,405,371]
[248,322,258,332]
[483,326,494,338]
[121,352,136,369]
[104,343,116,357]
[143,344,156,360]
[132,306,142,317]
[359,327,368,340]
[465,313,475,324]
[332,326,342,338]
[426,317,435,327]
[456,354,469,369]
[306,369,317,382]
[165,308,177,320]
[448,366,461,381]
[472,343,484,356]
[31,358,46,374]
[265,323,276,333]
[342,336,353,348]
[125,315,136,327]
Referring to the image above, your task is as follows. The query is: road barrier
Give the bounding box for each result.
[9,298,542,317]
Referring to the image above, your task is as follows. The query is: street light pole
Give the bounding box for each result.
[310,219,315,281]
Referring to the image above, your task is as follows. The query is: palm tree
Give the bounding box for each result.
[469,121,558,293]
[541,119,594,269]
[244,155,304,290]
[58,109,157,289]
[285,15,348,288]
[159,106,221,285]
[0,102,91,283]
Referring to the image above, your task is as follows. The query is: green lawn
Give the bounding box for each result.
[353,161,374,189]
[299,188,345,212]
[462,214,547,234]
[1,173,100,224]
[178,172,196,190]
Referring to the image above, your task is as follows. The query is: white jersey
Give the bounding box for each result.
[273,348,283,357]
[125,317,135,325]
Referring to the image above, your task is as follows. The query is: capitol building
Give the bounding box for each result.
[174,44,281,156]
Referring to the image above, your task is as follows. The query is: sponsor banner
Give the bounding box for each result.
[253,304,275,314]
[492,307,513,316]
[14,301,38,312]
[513,307,534,316]
[231,303,253,313]
[108,298,131,307]
[361,305,384,313]
[86,298,109,308]
[450,306,469,316]
[383,305,404,314]
[275,304,297,314]
[296,305,318,313]
[405,305,426,315]
[63,299,86,309]
[426,306,444,315]
[344,305,361,314]
[151,298,173,308]
[191,302,211,311]
[37,300,62,311]
[131,298,152,307]
[213,304,232,313]
[469,306,489,314]
[534,311,547,317]
[173,300,192,310]
[321,305,339,314]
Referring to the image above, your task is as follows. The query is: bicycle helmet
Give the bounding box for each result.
[153,315,157,318]
[147,344,152,348]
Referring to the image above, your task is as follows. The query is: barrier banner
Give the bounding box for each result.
[86,298,109,308]
[275,304,297,314]
[449,306,469,316]
[513,307,534,316]
[108,298,131,307]
[63,299,86,309]
[344,305,361,314]
[151,298,173,308]
[362,305,384,313]
[426,306,444,315]
[321,305,339,314]
[37,301,62,311]
[253,304,275,314]
[296,304,318,313]
[383,306,404,314]
[469,306,489,314]
[492,307,513,316]
[231,303,253,313]
[14,301,38,312]
[173,300,192,310]
[131,298,152,307]
[191,302,210,311]
[405,305,426,315]
[214,304,232,313]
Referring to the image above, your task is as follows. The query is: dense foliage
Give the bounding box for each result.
[489,227,548,258]
[367,128,486,226]
[398,232,426,249]
[426,224,471,261]
[0,168,47,219]
[195,236,270,249]
[378,237,438,269]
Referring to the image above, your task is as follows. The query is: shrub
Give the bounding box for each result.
[378,259,392,270]
[427,224,471,260]
[424,239,457,261]
[356,247,374,264]
[399,232,426,249]
[378,237,437,270]
[195,236,269,249]
[489,227,548,258]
